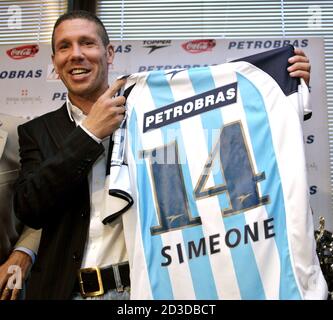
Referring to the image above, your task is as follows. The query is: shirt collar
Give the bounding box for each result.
[66,97,86,125]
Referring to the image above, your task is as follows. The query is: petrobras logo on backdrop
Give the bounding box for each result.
[309,185,317,195]
[6,44,39,60]
[182,39,216,53]
[114,44,132,53]
[227,39,309,50]
[46,64,60,81]
[143,40,171,54]
[52,92,67,101]
[0,69,42,79]
[138,63,213,72]
[306,134,315,144]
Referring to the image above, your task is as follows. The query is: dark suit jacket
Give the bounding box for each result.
[14,104,104,299]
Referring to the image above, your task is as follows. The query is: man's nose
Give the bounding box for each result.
[70,43,84,60]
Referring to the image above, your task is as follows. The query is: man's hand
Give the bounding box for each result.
[82,78,127,140]
[287,48,311,86]
[0,250,32,300]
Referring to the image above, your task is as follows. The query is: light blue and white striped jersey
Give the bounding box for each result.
[121,46,327,300]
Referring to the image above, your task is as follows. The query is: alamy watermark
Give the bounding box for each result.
[3,4,323,31]
[307,5,322,29]
[7,5,22,29]
[6,265,22,290]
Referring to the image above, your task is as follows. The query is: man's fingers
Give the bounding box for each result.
[0,273,11,294]
[117,106,126,115]
[0,287,11,300]
[109,95,126,107]
[293,48,305,56]
[10,288,20,300]
[289,70,310,86]
[288,62,311,72]
[288,55,309,64]
[100,78,127,100]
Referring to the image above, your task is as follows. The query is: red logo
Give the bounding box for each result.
[182,40,216,54]
[6,44,39,60]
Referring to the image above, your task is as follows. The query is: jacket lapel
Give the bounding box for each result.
[44,103,76,149]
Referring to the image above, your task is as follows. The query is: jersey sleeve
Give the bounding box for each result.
[233,44,311,121]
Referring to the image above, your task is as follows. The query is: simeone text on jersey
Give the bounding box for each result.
[161,217,275,267]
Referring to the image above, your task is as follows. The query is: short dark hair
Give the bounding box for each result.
[51,10,109,54]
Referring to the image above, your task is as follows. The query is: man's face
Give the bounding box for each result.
[52,18,113,101]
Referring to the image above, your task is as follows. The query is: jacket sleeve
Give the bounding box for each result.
[14,226,42,255]
[14,123,104,229]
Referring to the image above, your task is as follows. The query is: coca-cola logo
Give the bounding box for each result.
[6,44,39,60]
[182,40,216,54]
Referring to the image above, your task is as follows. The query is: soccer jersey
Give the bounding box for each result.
[120,45,327,299]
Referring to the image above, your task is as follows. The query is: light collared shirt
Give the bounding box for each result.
[66,98,128,268]
[14,247,35,263]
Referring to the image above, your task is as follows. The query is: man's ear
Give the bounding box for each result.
[106,44,115,64]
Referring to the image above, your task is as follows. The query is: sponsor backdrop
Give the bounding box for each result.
[0,37,331,230]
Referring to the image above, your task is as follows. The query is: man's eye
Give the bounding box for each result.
[83,41,94,46]
[58,44,69,50]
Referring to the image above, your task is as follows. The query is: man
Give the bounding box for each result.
[13,10,312,300]
[14,11,129,300]
[0,113,41,300]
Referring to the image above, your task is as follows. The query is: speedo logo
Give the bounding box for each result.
[6,44,39,60]
[143,40,171,54]
[182,39,216,53]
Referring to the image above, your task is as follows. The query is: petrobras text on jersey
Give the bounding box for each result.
[143,82,237,132]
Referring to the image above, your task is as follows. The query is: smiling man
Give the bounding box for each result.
[13,11,129,300]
